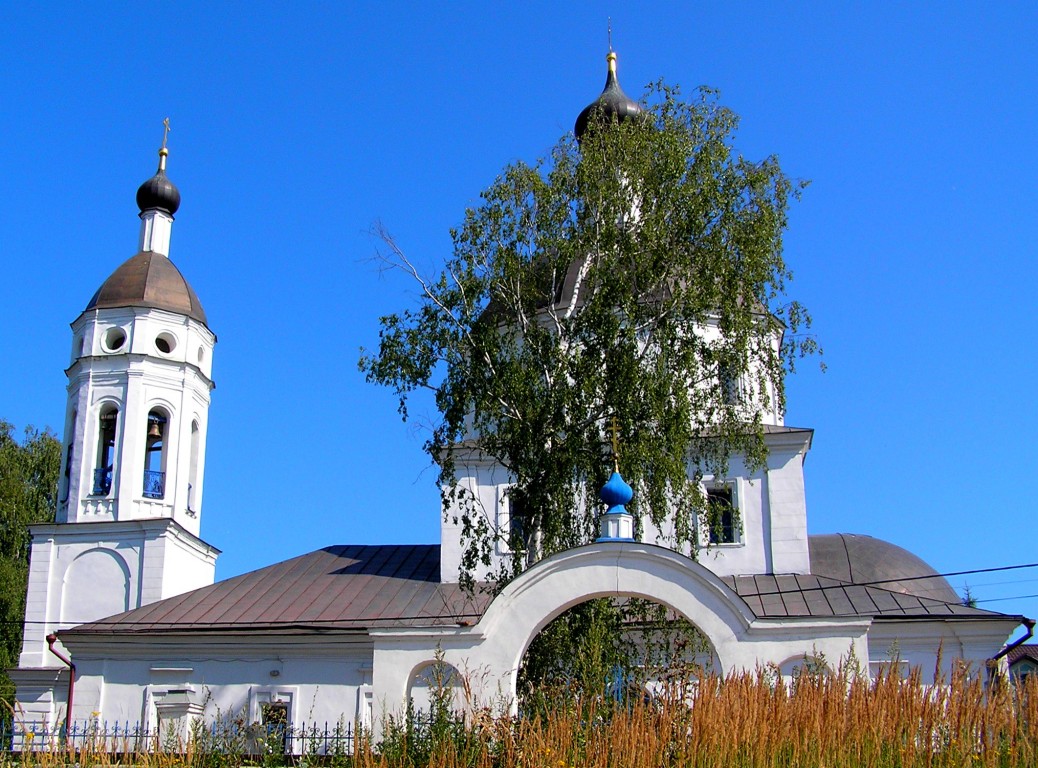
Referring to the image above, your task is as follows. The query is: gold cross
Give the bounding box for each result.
[161,117,171,150]
[608,416,621,471]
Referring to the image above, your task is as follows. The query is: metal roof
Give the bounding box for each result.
[719,573,1007,621]
[1007,644,1038,665]
[63,540,1009,638]
[67,545,487,635]
[86,251,208,326]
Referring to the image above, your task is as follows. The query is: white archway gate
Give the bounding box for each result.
[370,542,870,727]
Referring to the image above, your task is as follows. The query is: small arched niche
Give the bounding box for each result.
[777,654,833,685]
[407,659,465,717]
[62,548,130,624]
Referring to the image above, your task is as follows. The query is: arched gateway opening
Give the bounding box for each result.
[370,542,868,726]
[518,595,720,711]
[475,543,753,692]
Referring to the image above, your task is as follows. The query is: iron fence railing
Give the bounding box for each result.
[143,469,165,498]
[92,467,113,495]
[0,719,355,757]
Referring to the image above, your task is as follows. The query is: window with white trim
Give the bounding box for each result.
[705,485,740,545]
[496,487,528,555]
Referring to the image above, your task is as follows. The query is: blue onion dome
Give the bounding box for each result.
[574,51,643,142]
[136,148,181,215]
[600,471,634,510]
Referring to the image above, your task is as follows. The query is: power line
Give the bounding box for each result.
[958,577,1038,589]
[975,593,1038,605]
[850,562,1038,589]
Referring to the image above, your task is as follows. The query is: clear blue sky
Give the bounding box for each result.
[2,3,1036,630]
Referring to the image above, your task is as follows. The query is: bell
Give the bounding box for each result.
[147,418,164,439]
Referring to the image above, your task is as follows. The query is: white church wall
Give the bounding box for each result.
[641,462,769,575]
[151,527,218,598]
[19,520,217,670]
[19,525,143,668]
[62,549,131,622]
[866,619,1019,685]
[440,458,514,583]
[63,636,376,733]
[441,428,812,583]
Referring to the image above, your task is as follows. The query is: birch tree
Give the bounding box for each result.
[360,83,817,590]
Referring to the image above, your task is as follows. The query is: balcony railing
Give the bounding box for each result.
[142,470,165,499]
[92,467,113,495]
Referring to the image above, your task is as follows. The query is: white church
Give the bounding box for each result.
[12,54,1026,746]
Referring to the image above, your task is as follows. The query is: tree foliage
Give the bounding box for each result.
[518,597,714,717]
[0,421,60,715]
[360,83,816,589]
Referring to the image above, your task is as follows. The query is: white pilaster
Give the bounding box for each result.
[138,210,174,256]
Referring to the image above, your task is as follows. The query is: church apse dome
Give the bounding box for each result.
[809,533,962,604]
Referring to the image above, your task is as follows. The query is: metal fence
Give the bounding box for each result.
[1,719,355,757]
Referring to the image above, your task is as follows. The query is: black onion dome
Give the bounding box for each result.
[574,52,643,142]
[136,156,181,215]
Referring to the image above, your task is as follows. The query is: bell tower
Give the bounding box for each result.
[14,127,220,719]
[58,125,214,535]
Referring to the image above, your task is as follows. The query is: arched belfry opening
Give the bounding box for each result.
[143,410,169,499]
[93,406,118,495]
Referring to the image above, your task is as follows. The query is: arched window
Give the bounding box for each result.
[93,407,118,495]
[187,420,200,513]
[60,410,77,503]
[143,410,168,499]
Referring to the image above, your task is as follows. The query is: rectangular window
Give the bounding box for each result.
[248,687,296,754]
[261,700,290,754]
[719,362,741,406]
[497,488,527,555]
[706,486,739,545]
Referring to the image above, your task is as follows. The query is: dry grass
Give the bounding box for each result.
[359,664,1038,768]
[6,666,1037,768]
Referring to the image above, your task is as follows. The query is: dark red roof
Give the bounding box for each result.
[1007,644,1038,664]
[63,542,1011,639]
[67,545,487,635]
